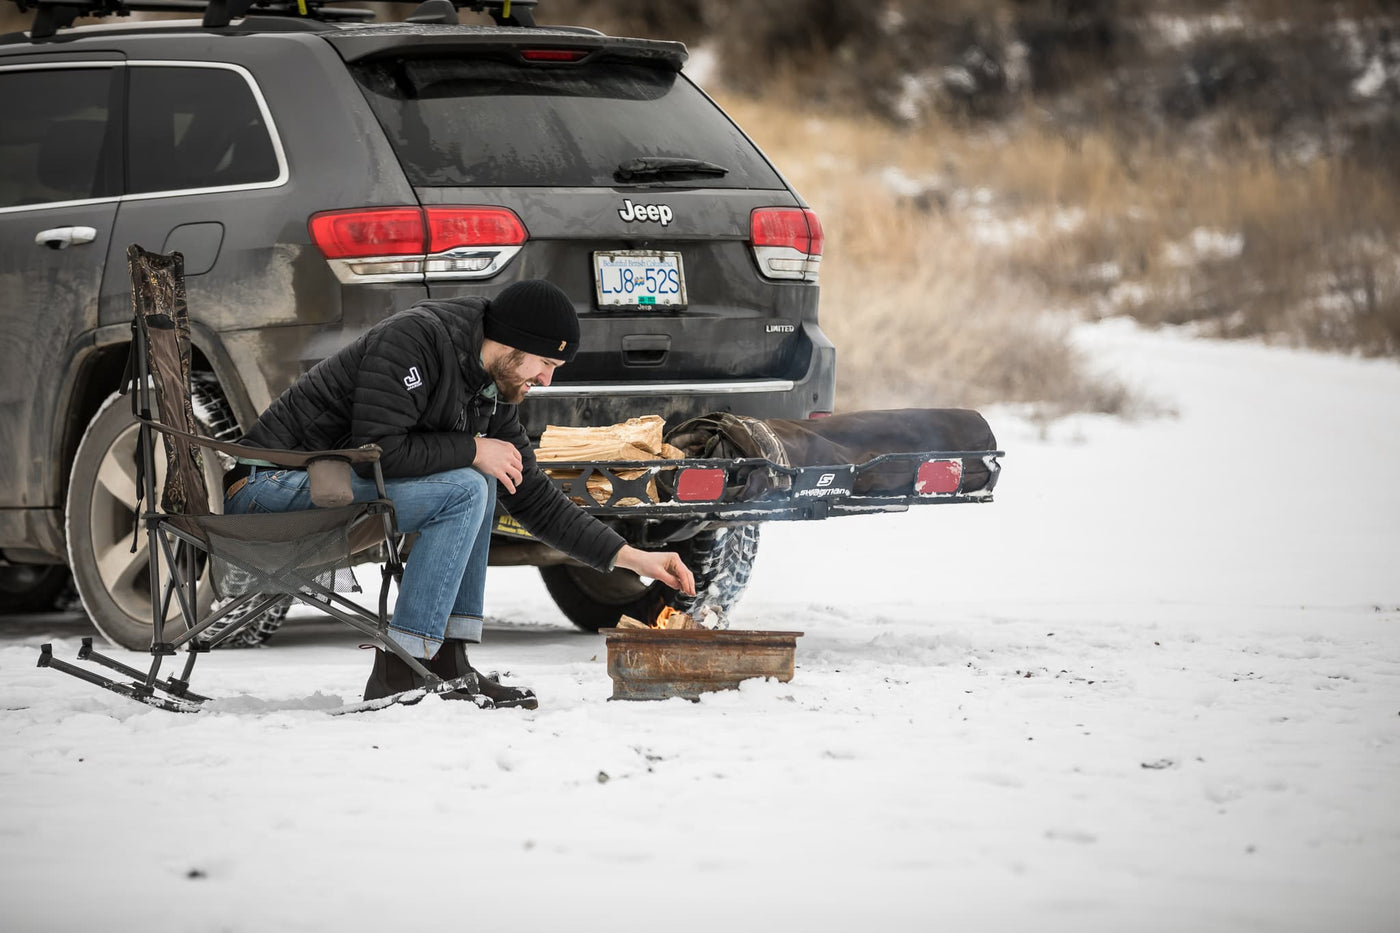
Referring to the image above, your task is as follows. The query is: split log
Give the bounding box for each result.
[537,416,684,506]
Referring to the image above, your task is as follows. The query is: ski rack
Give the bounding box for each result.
[538,449,1003,522]
[7,0,537,39]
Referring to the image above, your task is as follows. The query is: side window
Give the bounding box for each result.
[127,65,280,195]
[0,67,120,209]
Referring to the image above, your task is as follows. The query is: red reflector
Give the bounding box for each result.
[676,468,726,502]
[308,208,425,259]
[426,207,527,252]
[916,460,962,495]
[750,207,824,255]
[807,411,832,419]
[521,49,588,62]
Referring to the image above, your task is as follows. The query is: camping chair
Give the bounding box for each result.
[38,245,453,712]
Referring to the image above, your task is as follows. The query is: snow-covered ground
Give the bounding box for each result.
[2,321,1397,932]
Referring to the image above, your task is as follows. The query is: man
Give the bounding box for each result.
[223,279,695,707]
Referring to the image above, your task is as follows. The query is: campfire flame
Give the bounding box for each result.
[616,604,728,631]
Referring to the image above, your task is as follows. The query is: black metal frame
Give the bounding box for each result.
[540,449,1003,522]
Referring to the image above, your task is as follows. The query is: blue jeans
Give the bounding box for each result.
[225,465,496,659]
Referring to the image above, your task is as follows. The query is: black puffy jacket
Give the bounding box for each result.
[241,297,624,571]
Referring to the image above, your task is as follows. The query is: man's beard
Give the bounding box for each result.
[486,348,532,404]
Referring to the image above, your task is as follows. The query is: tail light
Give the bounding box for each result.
[308,206,527,283]
[750,207,823,282]
[520,49,590,63]
[916,460,963,496]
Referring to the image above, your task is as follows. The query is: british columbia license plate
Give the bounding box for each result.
[593,251,687,309]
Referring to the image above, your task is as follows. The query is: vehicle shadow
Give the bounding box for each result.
[2,611,600,656]
[0,611,94,647]
[270,615,595,649]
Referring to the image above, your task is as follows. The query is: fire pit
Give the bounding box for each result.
[602,628,803,701]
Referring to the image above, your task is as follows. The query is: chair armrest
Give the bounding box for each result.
[136,417,382,466]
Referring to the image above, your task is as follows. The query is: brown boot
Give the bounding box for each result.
[429,640,538,710]
[363,648,494,706]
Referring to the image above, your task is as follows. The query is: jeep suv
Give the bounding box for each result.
[0,0,834,648]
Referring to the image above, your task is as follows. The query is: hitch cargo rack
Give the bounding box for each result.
[538,449,1003,522]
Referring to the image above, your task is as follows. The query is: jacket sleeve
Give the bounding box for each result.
[349,316,478,478]
[492,405,626,571]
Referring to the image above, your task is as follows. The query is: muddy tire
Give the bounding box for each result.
[539,524,761,632]
[206,594,294,648]
[65,390,285,650]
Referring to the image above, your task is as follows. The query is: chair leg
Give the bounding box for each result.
[156,531,199,644]
[37,645,202,713]
[76,637,210,702]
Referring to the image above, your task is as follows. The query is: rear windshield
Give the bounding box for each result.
[351,56,785,189]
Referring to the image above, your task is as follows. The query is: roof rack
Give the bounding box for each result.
[407,1,538,28]
[8,0,538,40]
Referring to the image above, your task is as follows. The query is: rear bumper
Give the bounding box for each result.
[515,323,836,439]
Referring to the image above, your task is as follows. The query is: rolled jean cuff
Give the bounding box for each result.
[446,614,484,643]
[385,626,442,661]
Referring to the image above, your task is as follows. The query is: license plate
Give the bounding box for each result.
[593,251,686,309]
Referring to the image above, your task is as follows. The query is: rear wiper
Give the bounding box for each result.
[615,157,729,182]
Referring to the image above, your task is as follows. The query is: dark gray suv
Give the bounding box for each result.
[0,0,835,648]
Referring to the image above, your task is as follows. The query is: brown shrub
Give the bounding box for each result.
[717,95,1134,415]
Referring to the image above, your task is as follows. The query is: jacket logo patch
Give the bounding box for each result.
[558,339,566,352]
[403,366,424,390]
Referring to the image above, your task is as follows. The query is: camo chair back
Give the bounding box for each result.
[127,244,211,517]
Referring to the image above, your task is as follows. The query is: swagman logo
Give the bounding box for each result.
[618,198,673,226]
[794,470,851,498]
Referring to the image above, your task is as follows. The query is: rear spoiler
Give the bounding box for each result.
[323,28,688,70]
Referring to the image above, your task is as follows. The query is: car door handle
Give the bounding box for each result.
[35,226,98,249]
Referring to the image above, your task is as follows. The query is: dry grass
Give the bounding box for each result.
[717,95,1135,416]
[717,89,1400,416]
[1015,131,1400,354]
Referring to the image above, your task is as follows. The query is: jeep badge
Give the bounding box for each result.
[618,199,673,226]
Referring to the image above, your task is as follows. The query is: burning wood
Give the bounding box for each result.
[616,605,728,631]
[618,606,698,630]
[536,415,684,506]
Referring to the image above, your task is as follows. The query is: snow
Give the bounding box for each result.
[1163,227,1246,266]
[1352,55,1390,99]
[3,321,1399,932]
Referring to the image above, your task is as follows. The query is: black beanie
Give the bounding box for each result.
[484,280,580,363]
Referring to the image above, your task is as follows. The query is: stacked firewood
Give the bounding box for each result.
[536,415,685,506]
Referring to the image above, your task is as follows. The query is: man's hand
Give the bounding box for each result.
[472,437,523,494]
[614,545,696,597]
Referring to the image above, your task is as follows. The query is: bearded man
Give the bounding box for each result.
[223,279,694,706]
